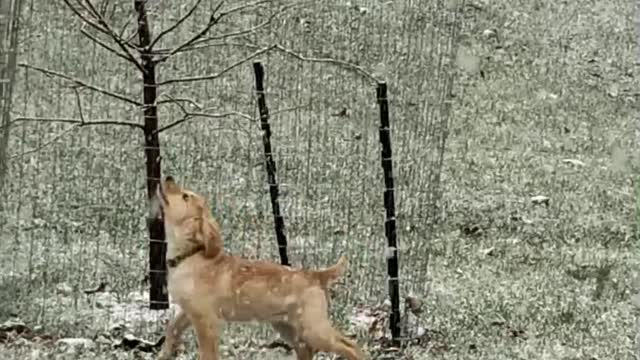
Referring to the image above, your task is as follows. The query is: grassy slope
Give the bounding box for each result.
[433,0,638,359]
[0,0,638,359]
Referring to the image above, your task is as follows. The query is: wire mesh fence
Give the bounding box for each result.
[0,0,463,356]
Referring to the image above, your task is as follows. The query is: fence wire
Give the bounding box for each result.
[0,0,464,354]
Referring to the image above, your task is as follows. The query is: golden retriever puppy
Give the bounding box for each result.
[155,176,365,360]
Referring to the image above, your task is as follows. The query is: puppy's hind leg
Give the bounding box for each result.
[271,322,315,360]
[300,318,365,360]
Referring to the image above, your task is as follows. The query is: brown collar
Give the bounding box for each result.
[167,245,205,268]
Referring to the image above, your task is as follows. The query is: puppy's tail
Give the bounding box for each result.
[315,255,348,288]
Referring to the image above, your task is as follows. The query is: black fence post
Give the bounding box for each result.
[377,81,401,346]
[253,62,289,266]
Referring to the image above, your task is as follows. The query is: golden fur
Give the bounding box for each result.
[155,176,365,360]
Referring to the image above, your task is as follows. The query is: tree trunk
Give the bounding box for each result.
[0,0,23,197]
[134,0,168,310]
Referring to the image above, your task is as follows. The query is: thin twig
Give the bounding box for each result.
[156,94,203,109]
[72,86,85,122]
[158,44,380,86]
[155,95,252,134]
[155,111,253,134]
[154,1,226,63]
[117,15,136,43]
[8,116,143,129]
[8,116,142,159]
[18,62,142,106]
[81,0,103,18]
[158,93,195,114]
[125,30,140,47]
[80,27,137,64]
[152,41,259,56]
[4,83,140,131]
[61,0,110,36]
[98,0,111,20]
[148,0,205,50]
[192,110,254,122]
[158,44,276,86]
[9,125,79,159]
[83,0,145,72]
[161,1,305,55]
[272,44,380,83]
[219,0,273,18]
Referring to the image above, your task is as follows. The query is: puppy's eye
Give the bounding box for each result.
[182,193,189,202]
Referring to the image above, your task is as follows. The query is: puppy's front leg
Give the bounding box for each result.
[158,309,190,360]
[188,311,220,360]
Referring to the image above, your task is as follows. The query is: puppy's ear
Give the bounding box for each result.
[197,217,222,258]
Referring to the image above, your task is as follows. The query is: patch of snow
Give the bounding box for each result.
[55,338,95,349]
[384,246,397,259]
[35,290,180,332]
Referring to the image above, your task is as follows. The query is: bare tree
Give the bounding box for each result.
[15,0,377,309]
[0,0,24,199]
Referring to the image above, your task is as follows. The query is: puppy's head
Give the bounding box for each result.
[157,176,222,258]
[157,176,208,226]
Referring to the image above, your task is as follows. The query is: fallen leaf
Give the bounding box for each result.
[481,247,496,256]
[83,281,108,295]
[405,296,423,315]
[530,195,550,206]
[331,107,349,117]
[261,340,293,352]
[114,334,163,353]
[562,158,585,167]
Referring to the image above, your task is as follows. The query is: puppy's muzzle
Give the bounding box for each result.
[156,178,170,207]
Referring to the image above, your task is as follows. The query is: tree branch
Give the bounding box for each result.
[9,125,79,159]
[6,74,141,158]
[158,44,380,86]
[80,27,138,64]
[151,0,310,67]
[61,0,111,36]
[219,0,274,18]
[8,116,143,130]
[71,86,86,122]
[155,95,253,134]
[156,94,203,109]
[158,44,276,86]
[154,1,226,64]
[117,14,138,45]
[7,115,142,159]
[148,0,205,50]
[156,1,305,56]
[18,62,142,106]
[152,41,259,56]
[192,1,312,52]
[155,111,253,134]
[155,99,307,135]
[271,44,380,83]
[82,0,145,73]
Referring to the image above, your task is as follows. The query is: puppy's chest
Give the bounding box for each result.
[166,268,198,301]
